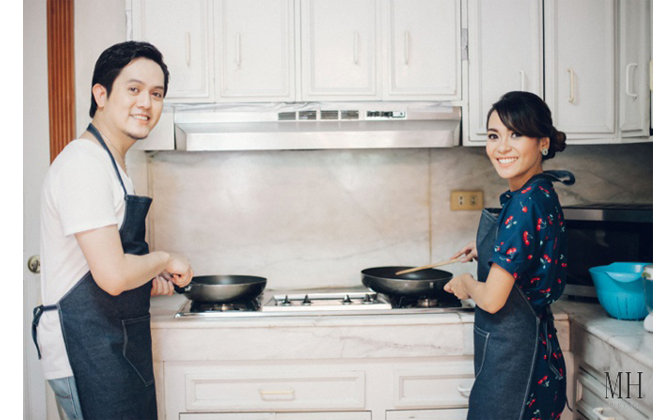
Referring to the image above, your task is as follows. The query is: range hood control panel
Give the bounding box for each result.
[366,110,407,120]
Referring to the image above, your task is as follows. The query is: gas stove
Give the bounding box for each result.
[175,288,473,318]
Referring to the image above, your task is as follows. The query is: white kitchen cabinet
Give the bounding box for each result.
[300,0,381,101]
[130,0,214,102]
[618,0,652,138]
[383,0,461,101]
[392,362,473,409]
[214,0,296,102]
[180,413,371,420]
[465,0,543,144]
[574,368,650,420]
[164,363,366,417]
[544,0,616,139]
[387,409,468,420]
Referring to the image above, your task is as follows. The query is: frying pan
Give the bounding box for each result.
[362,266,453,298]
[174,275,267,303]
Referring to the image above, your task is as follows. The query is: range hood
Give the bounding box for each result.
[173,102,461,151]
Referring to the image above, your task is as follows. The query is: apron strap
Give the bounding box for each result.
[86,123,129,198]
[535,170,576,186]
[32,304,58,359]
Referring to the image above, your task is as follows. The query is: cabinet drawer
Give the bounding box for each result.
[393,361,474,408]
[180,412,371,420]
[168,365,365,411]
[575,369,650,420]
[387,408,468,420]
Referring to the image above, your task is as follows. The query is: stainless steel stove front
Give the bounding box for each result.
[175,289,474,318]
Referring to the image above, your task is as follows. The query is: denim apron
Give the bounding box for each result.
[33,124,157,420]
[467,171,574,420]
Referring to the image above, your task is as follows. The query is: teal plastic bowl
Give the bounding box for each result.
[589,263,651,320]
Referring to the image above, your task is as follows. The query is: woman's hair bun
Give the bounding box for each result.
[547,127,567,159]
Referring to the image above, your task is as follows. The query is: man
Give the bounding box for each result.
[32,41,193,419]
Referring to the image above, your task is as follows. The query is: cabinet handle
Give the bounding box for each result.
[567,68,576,104]
[185,32,191,67]
[404,31,411,65]
[592,407,616,420]
[235,33,241,68]
[259,389,295,401]
[519,70,526,91]
[125,10,132,40]
[625,63,638,99]
[353,31,360,65]
[457,385,472,398]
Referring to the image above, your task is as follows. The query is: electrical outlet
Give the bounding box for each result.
[451,190,484,211]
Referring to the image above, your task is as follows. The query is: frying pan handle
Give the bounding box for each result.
[173,284,190,294]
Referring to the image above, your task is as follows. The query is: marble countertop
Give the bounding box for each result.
[552,298,653,368]
[149,294,652,367]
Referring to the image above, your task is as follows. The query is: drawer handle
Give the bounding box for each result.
[259,389,295,401]
[457,385,472,398]
[592,407,616,420]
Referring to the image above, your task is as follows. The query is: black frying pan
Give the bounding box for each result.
[174,275,267,303]
[361,266,453,298]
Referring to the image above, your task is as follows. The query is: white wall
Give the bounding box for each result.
[23,0,52,418]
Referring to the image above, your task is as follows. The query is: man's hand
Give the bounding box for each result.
[165,255,193,288]
[150,272,175,296]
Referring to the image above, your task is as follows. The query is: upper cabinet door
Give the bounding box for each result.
[300,0,381,101]
[466,0,543,143]
[131,0,214,102]
[215,0,296,102]
[619,0,652,138]
[383,0,461,101]
[544,0,615,139]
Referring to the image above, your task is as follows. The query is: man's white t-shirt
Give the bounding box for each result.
[38,139,134,380]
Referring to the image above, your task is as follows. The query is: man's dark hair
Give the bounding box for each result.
[89,41,170,118]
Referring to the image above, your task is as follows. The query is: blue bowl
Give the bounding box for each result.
[589,263,651,320]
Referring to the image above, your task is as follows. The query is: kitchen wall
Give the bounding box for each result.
[147,142,652,290]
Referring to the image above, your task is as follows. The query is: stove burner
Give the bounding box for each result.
[189,298,260,313]
[390,295,461,309]
[416,298,438,308]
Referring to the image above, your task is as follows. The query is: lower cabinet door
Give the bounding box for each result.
[179,412,371,420]
[575,369,650,420]
[387,409,468,420]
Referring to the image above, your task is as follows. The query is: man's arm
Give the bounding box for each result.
[75,225,192,296]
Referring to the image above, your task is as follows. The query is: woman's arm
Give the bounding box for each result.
[444,263,515,313]
[75,225,193,296]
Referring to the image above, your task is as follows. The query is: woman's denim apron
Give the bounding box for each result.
[467,171,574,420]
[33,124,157,420]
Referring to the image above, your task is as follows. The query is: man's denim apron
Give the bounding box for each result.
[467,171,573,420]
[33,123,157,419]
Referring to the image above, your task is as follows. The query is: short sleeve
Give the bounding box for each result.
[53,147,120,236]
[489,198,543,280]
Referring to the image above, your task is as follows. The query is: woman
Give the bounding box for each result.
[444,91,573,420]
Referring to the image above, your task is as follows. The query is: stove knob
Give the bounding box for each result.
[342,294,353,305]
[301,295,312,305]
[281,295,292,306]
[362,294,373,304]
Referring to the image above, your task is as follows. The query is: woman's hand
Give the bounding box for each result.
[150,271,175,296]
[165,255,194,288]
[444,274,474,300]
[451,241,478,262]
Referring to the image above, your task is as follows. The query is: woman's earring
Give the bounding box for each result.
[541,148,549,156]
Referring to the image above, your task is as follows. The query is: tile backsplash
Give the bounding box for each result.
[140,143,651,290]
